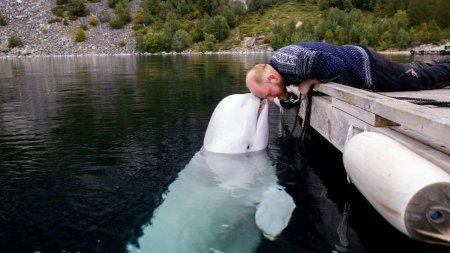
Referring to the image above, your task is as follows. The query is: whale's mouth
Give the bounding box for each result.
[257,99,267,122]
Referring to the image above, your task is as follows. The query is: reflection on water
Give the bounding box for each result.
[0,54,448,253]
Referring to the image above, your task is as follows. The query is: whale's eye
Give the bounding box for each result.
[428,209,444,223]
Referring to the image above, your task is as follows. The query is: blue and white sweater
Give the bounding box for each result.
[269,42,376,89]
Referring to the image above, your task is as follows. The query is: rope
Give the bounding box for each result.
[279,96,302,143]
[279,91,315,146]
[299,91,315,144]
[387,96,450,107]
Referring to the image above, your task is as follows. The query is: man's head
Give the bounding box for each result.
[246,64,287,101]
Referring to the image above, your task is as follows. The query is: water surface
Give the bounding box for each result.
[0,54,448,253]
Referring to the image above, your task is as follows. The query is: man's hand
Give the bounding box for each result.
[299,78,320,95]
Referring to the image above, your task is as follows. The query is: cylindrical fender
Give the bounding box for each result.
[343,131,450,246]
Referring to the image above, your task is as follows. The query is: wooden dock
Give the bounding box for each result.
[410,45,450,55]
[295,83,450,245]
[297,83,450,173]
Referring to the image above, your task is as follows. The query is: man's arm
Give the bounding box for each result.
[270,45,346,85]
[298,78,320,95]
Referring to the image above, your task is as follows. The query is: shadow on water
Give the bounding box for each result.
[263,122,450,253]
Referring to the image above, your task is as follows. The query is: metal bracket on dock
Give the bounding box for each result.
[345,124,367,143]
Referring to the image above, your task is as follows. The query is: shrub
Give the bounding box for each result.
[396,28,411,49]
[0,12,7,26]
[131,24,145,31]
[74,27,86,42]
[56,0,68,5]
[8,36,23,48]
[109,15,125,29]
[108,0,120,8]
[171,29,191,52]
[132,9,144,24]
[40,24,49,33]
[109,0,130,29]
[88,16,98,26]
[270,21,296,50]
[99,10,111,23]
[204,16,230,42]
[48,17,62,24]
[198,33,217,52]
[136,30,170,53]
[115,0,131,23]
[51,6,65,17]
[67,0,89,17]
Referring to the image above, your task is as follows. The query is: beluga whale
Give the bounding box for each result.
[128,93,296,253]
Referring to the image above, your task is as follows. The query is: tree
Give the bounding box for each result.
[198,33,217,52]
[270,21,296,49]
[230,0,247,23]
[109,0,131,29]
[342,0,352,12]
[136,30,171,53]
[204,15,230,42]
[164,12,182,37]
[385,0,409,17]
[414,22,431,43]
[392,10,409,35]
[395,28,411,48]
[407,0,430,26]
[197,0,219,16]
[171,29,192,51]
[433,0,450,27]
[428,20,441,42]
[192,17,208,42]
[67,0,89,17]
[213,5,236,28]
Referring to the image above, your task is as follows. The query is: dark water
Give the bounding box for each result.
[0,54,447,253]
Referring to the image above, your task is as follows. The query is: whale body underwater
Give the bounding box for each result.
[128,93,296,253]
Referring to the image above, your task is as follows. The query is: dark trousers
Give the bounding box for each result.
[371,52,450,92]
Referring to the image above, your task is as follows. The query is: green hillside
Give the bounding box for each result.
[43,0,450,53]
[232,0,450,51]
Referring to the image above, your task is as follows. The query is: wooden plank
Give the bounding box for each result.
[374,127,450,174]
[299,95,450,173]
[379,87,450,101]
[379,88,450,111]
[313,83,450,145]
[332,98,396,127]
[300,96,372,152]
[387,126,450,155]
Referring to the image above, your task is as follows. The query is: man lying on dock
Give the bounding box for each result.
[246,41,450,107]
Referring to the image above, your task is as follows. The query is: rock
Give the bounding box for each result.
[0,44,11,53]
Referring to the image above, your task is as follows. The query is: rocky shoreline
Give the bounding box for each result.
[0,0,448,58]
[0,0,139,56]
[0,0,275,57]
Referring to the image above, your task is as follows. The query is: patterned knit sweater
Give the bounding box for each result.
[269,42,376,89]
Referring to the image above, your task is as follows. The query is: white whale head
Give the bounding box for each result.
[203,93,269,154]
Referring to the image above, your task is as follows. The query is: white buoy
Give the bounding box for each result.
[343,131,450,246]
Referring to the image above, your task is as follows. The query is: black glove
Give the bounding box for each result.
[275,92,299,109]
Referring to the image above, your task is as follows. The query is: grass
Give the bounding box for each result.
[218,1,321,49]
[239,1,321,37]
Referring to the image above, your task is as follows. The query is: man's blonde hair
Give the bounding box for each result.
[246,64,268,87]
